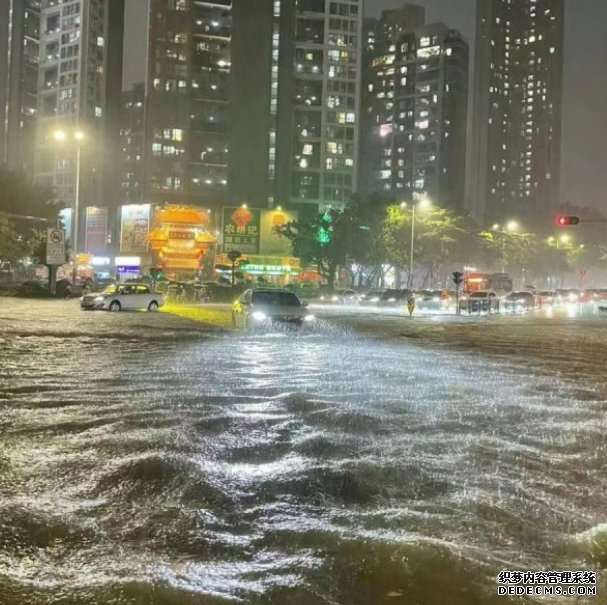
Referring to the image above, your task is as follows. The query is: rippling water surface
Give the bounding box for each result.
[1,300,607,604]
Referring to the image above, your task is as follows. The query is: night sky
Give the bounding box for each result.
[123,0,607,212]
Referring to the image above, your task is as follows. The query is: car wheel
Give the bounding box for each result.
[148,301,159,312]
[109,301,121,312]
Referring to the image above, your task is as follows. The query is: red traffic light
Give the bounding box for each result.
[555,215,580,227]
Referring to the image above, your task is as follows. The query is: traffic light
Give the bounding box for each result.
[555,215,580,227]
[452,271,464,287]
[149,267,163,281]
[316,211,334,246]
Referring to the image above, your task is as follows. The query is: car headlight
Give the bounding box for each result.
[433,297,440,302]
[95,296,105,302]
[389,298,396,302]
[304,314,315,322]
[331,296,338,301]
[252,311,267,321]
[320,296,325,301]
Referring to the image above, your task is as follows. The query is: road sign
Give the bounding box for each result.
[578,268,587,277]
[48,229,64,244]
[46,228,66,265]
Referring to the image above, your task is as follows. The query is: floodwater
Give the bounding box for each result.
[1,299,607,604]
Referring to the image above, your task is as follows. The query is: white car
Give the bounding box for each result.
[81,284,165,312]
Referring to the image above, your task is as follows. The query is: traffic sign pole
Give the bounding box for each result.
[46,228,66,297]
[453,271,464,316]
[578,268,587,290]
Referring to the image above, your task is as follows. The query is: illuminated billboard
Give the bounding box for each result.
[120,204,151,253]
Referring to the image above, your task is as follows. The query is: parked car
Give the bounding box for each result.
[503,291,538,312]
[232,288,315,332]
[461,290,500,313]
[81,284,164,312]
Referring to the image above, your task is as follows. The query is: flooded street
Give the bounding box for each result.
[1,299,607,604]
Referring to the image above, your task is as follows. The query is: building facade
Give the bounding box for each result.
[467,0,564,228]
[34,0,125,253]
[229,0,364,211]
[145,0,231,211]
[0,0,40,175]
[362,18,469,209]
[119,83,145,204]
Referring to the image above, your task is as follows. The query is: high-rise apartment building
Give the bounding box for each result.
[467,0,564,227]
[119,83,145,204]
[229,0,363,210]
[145,0,231,210]
[34,0,125,252]
[362,17,469,209]
[0,0,40,175]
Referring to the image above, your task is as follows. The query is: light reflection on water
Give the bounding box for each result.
[1,300,607,604]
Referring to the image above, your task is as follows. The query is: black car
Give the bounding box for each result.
[377,289,411,307]
[416,290,453,311]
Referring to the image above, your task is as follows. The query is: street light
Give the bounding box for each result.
[492,220,520,273]
[401,197,432,289]
[53,128,85,285]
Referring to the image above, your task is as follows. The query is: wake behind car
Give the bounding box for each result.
[81,284,165,312]
[232,288,315,332]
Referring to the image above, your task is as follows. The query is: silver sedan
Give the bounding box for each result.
[81,284,165,312]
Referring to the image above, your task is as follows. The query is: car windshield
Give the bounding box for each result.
[252,291,301,307]
[101,285,118,294]
[469,292,489,298]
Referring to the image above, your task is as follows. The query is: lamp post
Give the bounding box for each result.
[492,220,519,273]
[54,129,84,285]
[401,197,431,289]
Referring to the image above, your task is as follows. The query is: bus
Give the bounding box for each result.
[465,273,513,294]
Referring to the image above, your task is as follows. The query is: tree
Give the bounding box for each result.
[0,217,28,276]
[274,209,352,289]
[0,168,62,238]
[341,194,393,286]
[379,204,474,286]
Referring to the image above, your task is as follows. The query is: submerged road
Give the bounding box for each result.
[1,298,606,604]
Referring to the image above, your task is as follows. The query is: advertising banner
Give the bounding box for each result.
[84,207,108,255]
[222,206,261,255]
[259,209,297,257]
[120,204,151,253]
